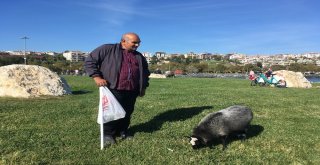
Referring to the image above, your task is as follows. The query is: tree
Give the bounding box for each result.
[228,65,242,73]
[185,65,199,73]
[271,65,286,71]
[215,64,227,73]
[288,63,301,72]
[148,64,161,73]
[244,64,260,72]
[170,56,183,63]
[212,55,223,61]
[193,63,208,73]
[0,55,24,66]
[149,56,159,65]
[185,57,200,64]
[256,62,263,69]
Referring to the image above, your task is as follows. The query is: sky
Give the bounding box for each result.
[1,0,320,55]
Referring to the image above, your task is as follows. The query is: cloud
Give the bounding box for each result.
[77,0,140,26]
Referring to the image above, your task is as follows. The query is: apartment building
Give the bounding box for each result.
[63,51,87,62]
[142,52,153,64]
[155,52,166,59]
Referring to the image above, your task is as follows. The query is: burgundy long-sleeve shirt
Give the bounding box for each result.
[116,50,140,91]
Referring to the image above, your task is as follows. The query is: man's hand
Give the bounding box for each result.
[93,77,108,87]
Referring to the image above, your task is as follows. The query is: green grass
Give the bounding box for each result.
[1,76,320,164]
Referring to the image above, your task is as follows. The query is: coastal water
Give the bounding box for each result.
[306,76,320,83]
[175,73,320,83]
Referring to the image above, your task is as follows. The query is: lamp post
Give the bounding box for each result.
[21,36,29,65]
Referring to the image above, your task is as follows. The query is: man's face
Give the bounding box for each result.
[122,35,141,51]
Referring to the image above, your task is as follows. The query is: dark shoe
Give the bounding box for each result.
[120,132,133,140]
[104,135,116,145]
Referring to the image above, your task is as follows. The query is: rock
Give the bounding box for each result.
[164,71,175,78]
[0,64,72,98]
[273,70,312,88]
[149,71,175,78]
[149,73,166,78]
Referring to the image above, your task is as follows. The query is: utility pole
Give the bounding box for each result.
[21,36,29,65]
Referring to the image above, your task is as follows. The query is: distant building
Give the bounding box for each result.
[229,53,246,60]
[63,51,87,62]
[6,51,29,56]
[198,53,214,60]
[46,52,59,56]
[142,52,153,64]
[155,52,166,59]
[184,52,197,59]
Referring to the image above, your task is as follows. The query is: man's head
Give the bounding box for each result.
[121,32,141,51]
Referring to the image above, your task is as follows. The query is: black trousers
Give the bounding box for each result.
[103,89,138,136]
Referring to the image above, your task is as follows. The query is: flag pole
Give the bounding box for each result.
[100,120,104,150]
[100,87,104,150]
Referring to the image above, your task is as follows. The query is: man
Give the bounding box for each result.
[85,32,150,144]
[265,67,273,78]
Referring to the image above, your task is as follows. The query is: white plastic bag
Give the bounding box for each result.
[97,87,126,124]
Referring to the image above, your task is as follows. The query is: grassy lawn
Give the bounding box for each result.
[1,76,319,164]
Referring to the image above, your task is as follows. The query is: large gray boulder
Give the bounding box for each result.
[273,70,312,88]
[0,64,72,98]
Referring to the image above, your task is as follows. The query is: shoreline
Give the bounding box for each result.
[173,73,320,83]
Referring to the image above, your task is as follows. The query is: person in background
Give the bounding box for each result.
[265,67,273,78]
[249,70,256,80]
[85,32,150,145]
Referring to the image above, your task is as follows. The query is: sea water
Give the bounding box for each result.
[306,76,320,83]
